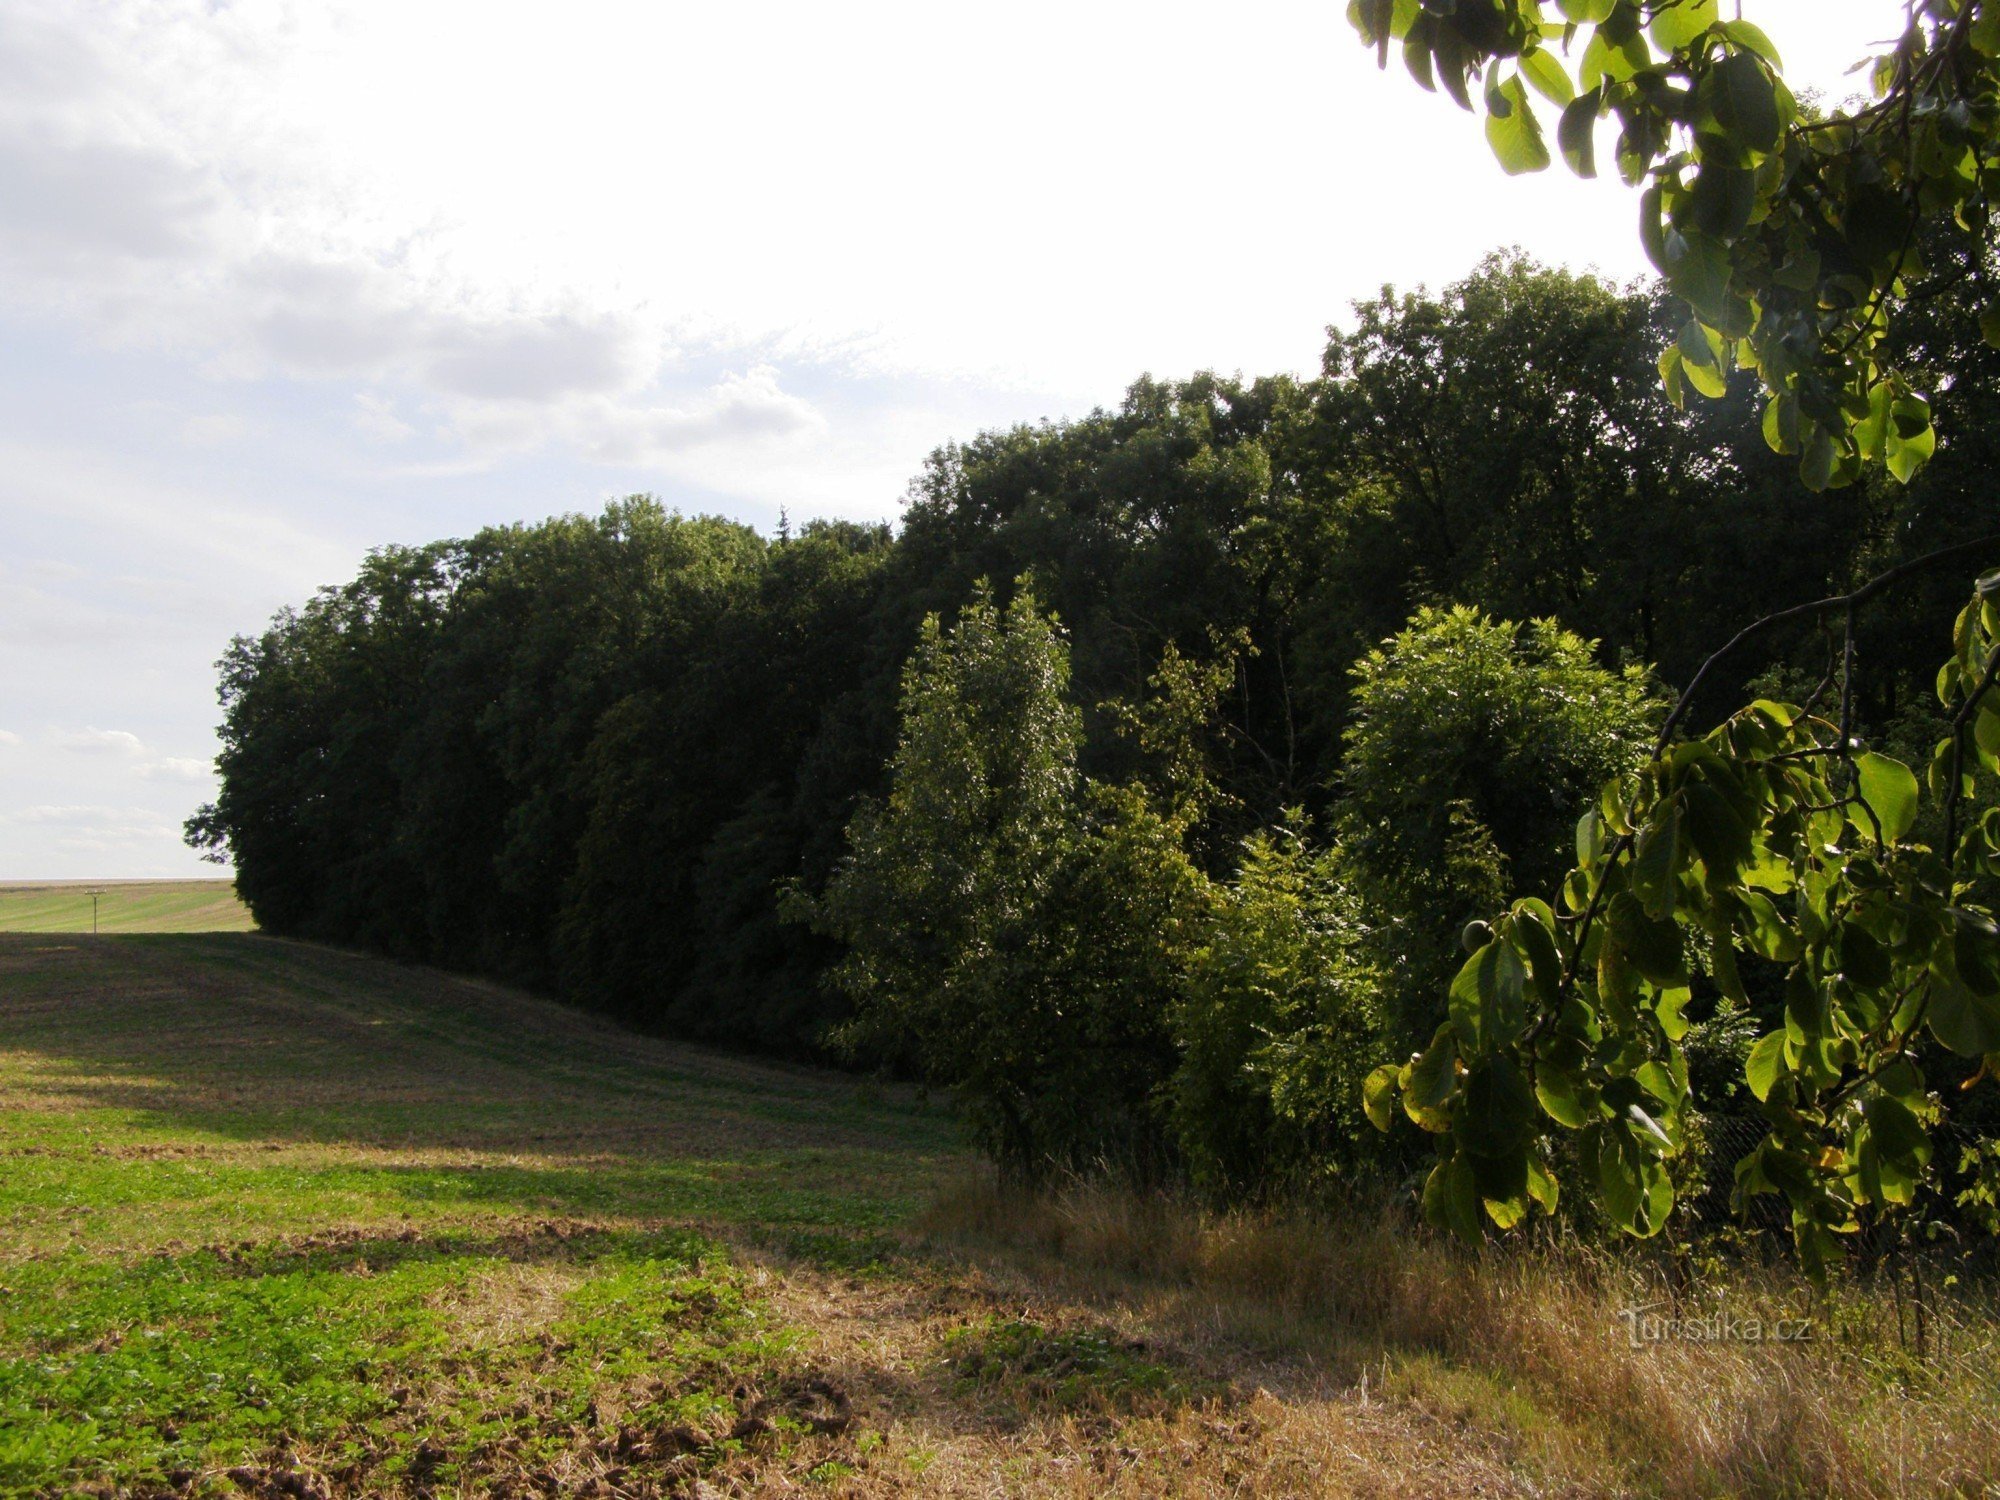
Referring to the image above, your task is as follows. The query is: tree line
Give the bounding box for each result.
[189,249,2000,1198]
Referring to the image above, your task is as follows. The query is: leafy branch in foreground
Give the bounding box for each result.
[1349,0,2000,492]
[1366,550,2000,1267]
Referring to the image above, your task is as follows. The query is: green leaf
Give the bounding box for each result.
[1761,392,1799,454]
[1887,416,1936,484]
[1535,1057,1591,1128]
[1953,907,2000,995]
[1459,1055,1535,1160]
[1928,965,2000,1057]
[1609,890,1689,987]
[1484,74,1551,175]
[1974,4,2000,56]
[1735,889,1802,961]
[1449,938,1529,1056]
[1864,1094,1932,1172]
[1718,19,1782,68]
[1520,46,1576,106]
[1557,0,1616,22]
[1525,1155,1560,1214]
[1403,1024,1459,1131]
[1706,49,1783,156]
[1745,1030,1787,1102]
[1649,0,1717,53]
[1689,164,1756,242]
[1362,1064,1401,1132]
[1851,751,1919,845]
[1628,1102,1675,1153]
[1558,88,1600,177]
[1511,905,1565,1007]
[1629,802,1682,919]
[1586,1123,1674,1236]
[1423,1153,1486,1243]
[1683,780,1753,880]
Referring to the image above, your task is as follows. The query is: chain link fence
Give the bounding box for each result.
[1681,1113,1997,1270]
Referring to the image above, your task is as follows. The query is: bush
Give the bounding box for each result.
[1338,605,1657,1038]
[1170,819,1392,1196]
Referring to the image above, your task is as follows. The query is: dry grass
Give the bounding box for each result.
[910,1176,2000,1499]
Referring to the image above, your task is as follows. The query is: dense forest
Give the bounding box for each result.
[188,250,2000,1187]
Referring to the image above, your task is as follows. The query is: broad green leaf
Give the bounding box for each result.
[1484,74,1551,175]
[1449,939,1528,1056]
[1423,1154,1485,1243]
[1801,423,1837,491]
[1558,89,1600,177]
[1520,46,1576,106]
[1403,1024,1459,1131]
[1525,1155,1560,1214]
[1535,1057,1591,1128]
[1629,802,1682,919]
[1718,19,1782,68]
[1609,890,1688,987]
[1512,906,1564,1006]
[1863,1094,1932,1172]
[1745,1030,1787,1102]
[1653,985,1691,1042]
[1459,1055,1535,1159]
[1683,780,1753,880]
[1851,751,1919,844]
[1928,966,2000,1057]
[1706,49,1784,156]
[1887,417,1936,484]
[1362,1063,1401,1132]
[1628,1102,1675,1153]
[1650,0,1717,53]
[1689,163,1756,242]
[1974,4,2000,56]
[1954,907,2000,995]
[1733,890,1801,959]
[1576,807,1606,867]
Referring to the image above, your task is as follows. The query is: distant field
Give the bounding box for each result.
[0,879,253,933]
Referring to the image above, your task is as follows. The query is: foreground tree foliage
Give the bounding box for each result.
[1344,0,2000,1263]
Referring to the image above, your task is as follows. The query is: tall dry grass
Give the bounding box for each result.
[922,1176,2000,1498]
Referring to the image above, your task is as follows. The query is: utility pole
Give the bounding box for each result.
[84,887,105,935]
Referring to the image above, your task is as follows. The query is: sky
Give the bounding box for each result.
[0,0,1896,878]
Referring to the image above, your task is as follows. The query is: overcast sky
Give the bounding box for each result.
[0,0,1893,879]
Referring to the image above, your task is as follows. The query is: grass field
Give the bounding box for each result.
[0,881,253,934]
[2,934,1996,1497]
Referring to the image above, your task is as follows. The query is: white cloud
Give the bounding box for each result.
[352,392,414,443]
[136,757,213,783]
[8,804,180,840]
[54,727,147,757]
[0,730,19,745]
[180,412,247,447]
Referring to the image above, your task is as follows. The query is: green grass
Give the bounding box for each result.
[0,933,959,1497]
[0,881,254,934]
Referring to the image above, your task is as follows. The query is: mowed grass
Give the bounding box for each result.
[0,934,959,1497]
[0,882,254,934]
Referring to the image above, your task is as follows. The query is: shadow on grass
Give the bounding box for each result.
[0,931,960,1240]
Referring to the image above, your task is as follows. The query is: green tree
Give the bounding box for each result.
[1349,0,2000,1263]
[800,583,1213,1176]
[1171,820,1389,1195]
[1339,605,1657,1036]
